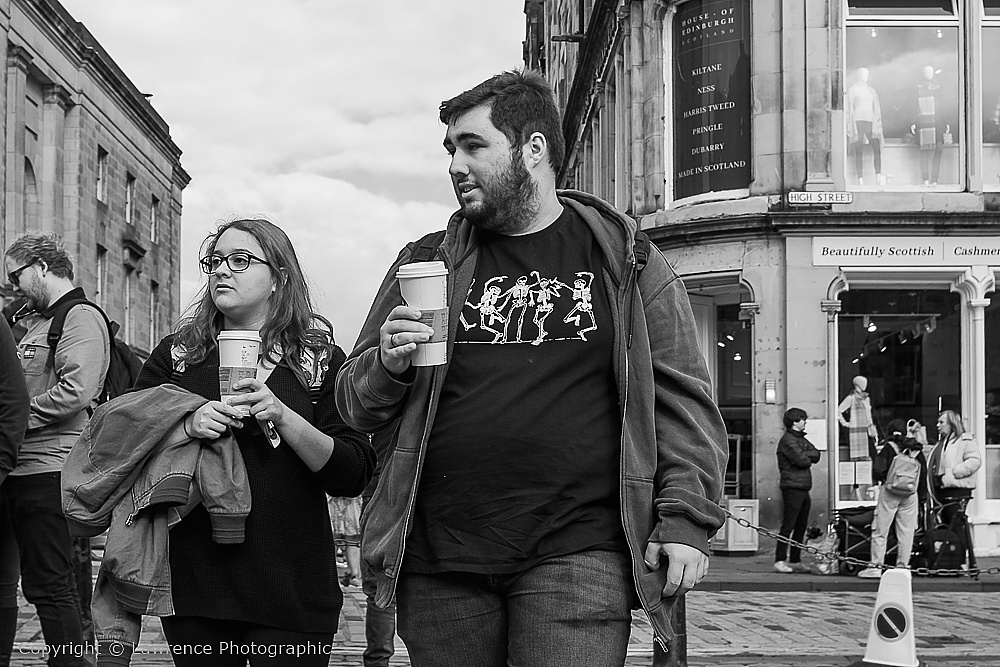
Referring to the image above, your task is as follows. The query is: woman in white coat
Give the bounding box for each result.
[928,410,982,528]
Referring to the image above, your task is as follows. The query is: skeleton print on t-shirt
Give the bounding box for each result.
[458,269,599,346]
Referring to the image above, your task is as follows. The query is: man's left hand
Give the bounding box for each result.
[643,542,708,597]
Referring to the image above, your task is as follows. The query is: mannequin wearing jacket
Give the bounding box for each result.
[847,67,884,185]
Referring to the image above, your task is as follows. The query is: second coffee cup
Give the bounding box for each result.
[217,330,261,416]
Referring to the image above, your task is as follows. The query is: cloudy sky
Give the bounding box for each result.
[58,1,526,349]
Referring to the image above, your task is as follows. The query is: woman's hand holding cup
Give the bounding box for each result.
[186,401,245,440]
[228,378,288,427]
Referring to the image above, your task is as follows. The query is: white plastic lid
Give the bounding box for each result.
[217,330,261,342]
[396,261,448,279]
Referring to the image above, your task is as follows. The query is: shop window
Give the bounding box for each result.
[844,0,962,189]
[985,294,1000,499]
[983,1,1000,189]
[835,289,961,504]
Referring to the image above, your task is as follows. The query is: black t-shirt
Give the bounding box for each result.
[404,206,625,574]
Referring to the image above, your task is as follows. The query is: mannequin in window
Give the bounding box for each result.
[847,67,884,186]
[838,375,878,461]
[912,65,943,186]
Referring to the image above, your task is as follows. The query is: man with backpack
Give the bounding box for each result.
[337,70,727,667]
[2,232,110,666]
[857,418,927,578]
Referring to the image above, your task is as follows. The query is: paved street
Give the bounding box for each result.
[11,549,1000,665]
[13,588,1000,665]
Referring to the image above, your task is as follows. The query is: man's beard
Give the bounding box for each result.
[460,154,539,235]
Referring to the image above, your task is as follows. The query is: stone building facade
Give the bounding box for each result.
[1,0,187,356]
[526,0,1000,556]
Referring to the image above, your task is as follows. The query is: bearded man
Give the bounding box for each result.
[2,232,109,666]
[336,70,727,667]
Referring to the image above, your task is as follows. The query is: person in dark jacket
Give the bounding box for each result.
[0,313,29,661]
[775,407,821,573]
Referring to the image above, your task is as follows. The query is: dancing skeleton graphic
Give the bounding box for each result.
[563,272,596,341]
[500,276,533,343]
[529,271,570,345]
[464,276,509,343]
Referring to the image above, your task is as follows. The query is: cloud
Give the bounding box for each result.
[60,0,525,348]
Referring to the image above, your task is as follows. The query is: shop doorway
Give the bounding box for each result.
[689,291,754,499]
[835,288,962,503]
[717,303,753,499]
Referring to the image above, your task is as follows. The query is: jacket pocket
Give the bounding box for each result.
[19,344,49,376]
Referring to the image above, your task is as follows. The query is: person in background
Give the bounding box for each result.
[774,407,821,574]
[359,425,397,667]
[328,495,363,588]
[0,313,29,666]
[336,70,727,666]
[1,233,109,667]
[857,419,926,578]
[132,218,375,666]
[928,410,981,530]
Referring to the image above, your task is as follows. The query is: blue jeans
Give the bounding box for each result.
[396,549,633,667]
[0,472,86,667]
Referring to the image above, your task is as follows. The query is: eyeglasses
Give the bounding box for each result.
[199,251,272,274]
[7,260,36,288]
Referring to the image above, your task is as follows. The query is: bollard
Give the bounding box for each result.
[654,595,687,667]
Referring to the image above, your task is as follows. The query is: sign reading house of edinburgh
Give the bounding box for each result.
[673,0,751,201]
[813,237,1000,266]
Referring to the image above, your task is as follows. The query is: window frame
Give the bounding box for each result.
[843,0,965,191]
[125,173,136,225]
[96,147,108,203]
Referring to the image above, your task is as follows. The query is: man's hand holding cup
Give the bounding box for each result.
[380,305,434,376]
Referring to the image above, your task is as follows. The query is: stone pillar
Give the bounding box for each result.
[5,44,30,236]
[821,297,843,512]
[40,84,71,233]
[950,265,995,543]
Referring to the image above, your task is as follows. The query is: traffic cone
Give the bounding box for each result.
[859,568,919,667]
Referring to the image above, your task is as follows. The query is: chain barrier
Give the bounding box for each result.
[722,507,1000,578]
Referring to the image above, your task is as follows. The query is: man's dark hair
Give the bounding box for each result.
[5,231,74,280]
[783,407,807,429]
[439,69,565,172]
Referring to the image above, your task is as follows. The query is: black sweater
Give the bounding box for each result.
[133,334,375,633]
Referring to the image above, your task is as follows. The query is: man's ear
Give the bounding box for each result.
[523,131,548,169]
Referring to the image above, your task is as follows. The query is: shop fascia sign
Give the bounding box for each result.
[813,237,1000,266]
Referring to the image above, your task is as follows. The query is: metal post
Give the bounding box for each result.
[655,595,687,667]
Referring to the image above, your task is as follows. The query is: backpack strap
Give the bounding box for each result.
[46,298,113,369]
[409,230,447,262]
[633,229,650,275]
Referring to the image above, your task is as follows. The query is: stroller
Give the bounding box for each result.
[913,497,976,574]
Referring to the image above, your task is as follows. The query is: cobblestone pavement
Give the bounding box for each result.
[13,587,1000,665]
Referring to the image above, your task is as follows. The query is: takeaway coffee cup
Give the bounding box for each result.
[217,330,261,416]
[396,261,448,366]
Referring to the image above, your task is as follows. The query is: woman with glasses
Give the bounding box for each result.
[132,218,375,666]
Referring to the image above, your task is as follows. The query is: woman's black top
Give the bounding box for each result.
[134,334,375,633]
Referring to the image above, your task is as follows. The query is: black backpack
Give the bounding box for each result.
[46,299,144,406]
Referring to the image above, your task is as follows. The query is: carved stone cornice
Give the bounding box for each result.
[43,84,73,109]
[6,45,32,73]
